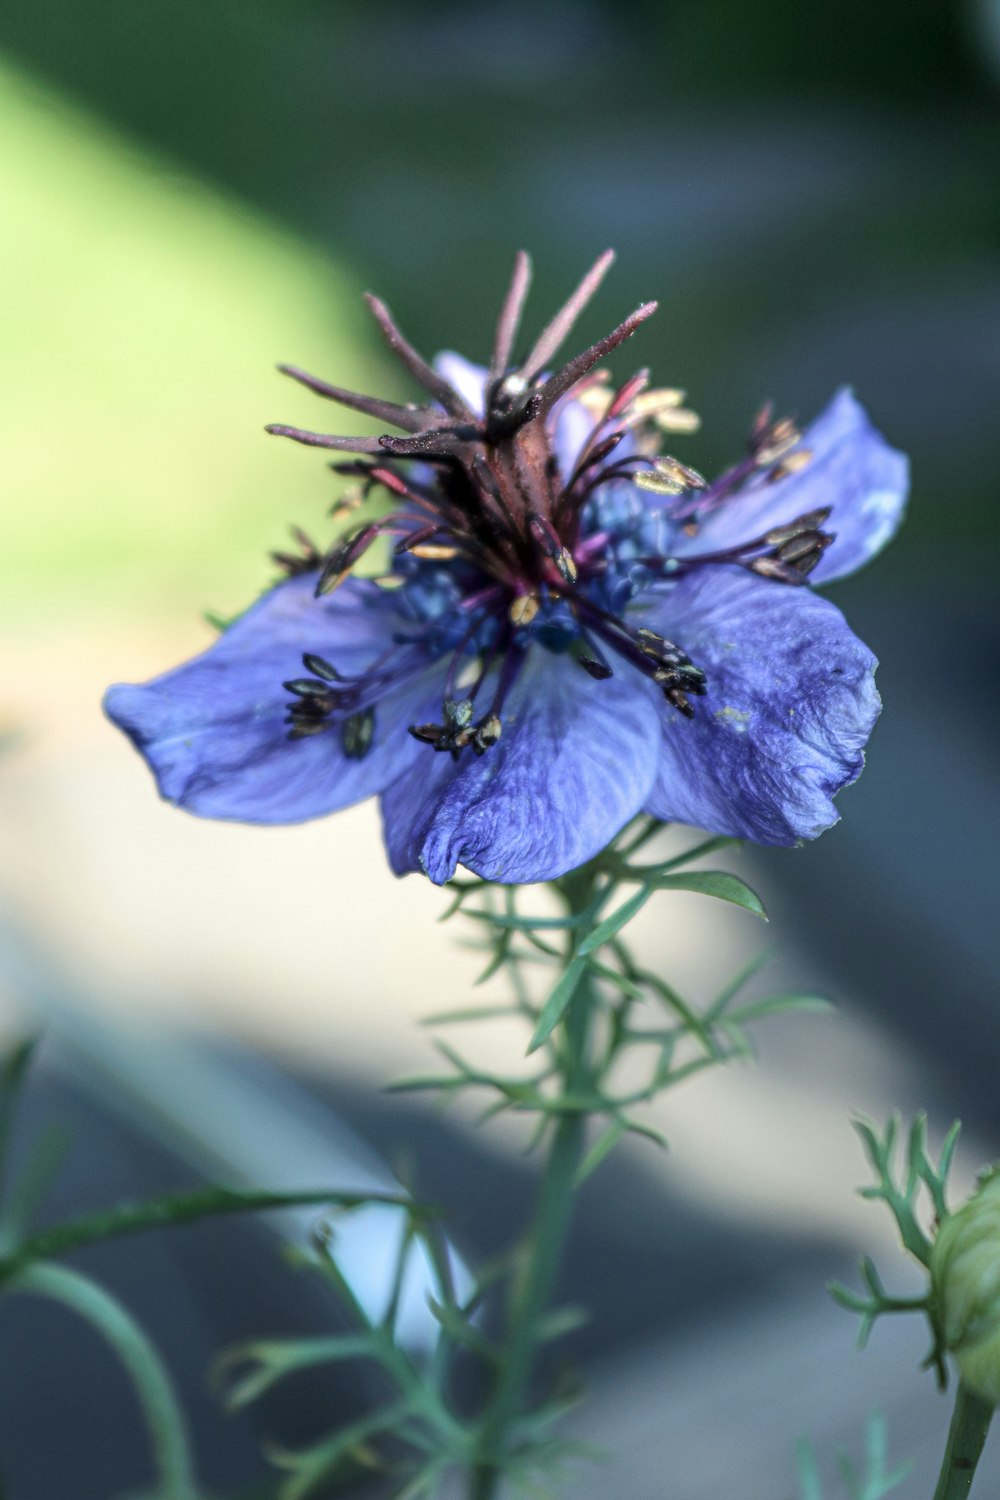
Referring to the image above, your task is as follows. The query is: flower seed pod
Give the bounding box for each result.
[931,1169,1000,1404]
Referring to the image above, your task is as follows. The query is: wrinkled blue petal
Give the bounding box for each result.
[634,568,881,844]
[380,648,661,884]
[104,574,442,823]
[671,389,908,583]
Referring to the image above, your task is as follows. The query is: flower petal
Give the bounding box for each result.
[380,648,661,884]
[434,352,488,416]
[104,574,441,823]
[635,568,881,844]
[672,389,908,583]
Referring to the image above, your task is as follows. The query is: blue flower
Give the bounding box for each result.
[105,252,907,884]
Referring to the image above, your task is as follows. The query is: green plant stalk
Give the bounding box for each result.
[6,1261,197,1500]
[932,1382,994,1500]
[469,871,597,1500]
[0,1185,421,1286]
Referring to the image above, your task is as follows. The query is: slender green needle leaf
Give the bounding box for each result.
[536,1304,589,1343]
[462,910,585,932]
[0,1122,71,1252]
[641,971,720,1057]
[7,1262,197,1500]
[584,960,646,1002]
[475,932,512,986]
[625,835,738,880]
[439,882,478,921]
[396,1460,451,1500]
[520,928,563,959]
[726,993,833,1024]
[938,1119,962,1180]
[421,1004,523,1026]
[705,947,776,1019]
[522,1113,551,1157]
[0,1186,425,1279]
[0,1038,38,1194]
[216,1334,383,1409]
[649,870,767,919]
[269,1400,413,1500]
[427,1296,499,1363]
[931,1120,962,1217]
[576,886,653,957]
[576,1120,628,1185]
[385,1073,466,1095]
[527,958,588,1054]
[611,815,665,860]
[620,1116,668,1148]
[796,1436,824,1500]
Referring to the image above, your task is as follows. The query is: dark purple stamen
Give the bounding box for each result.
[269,253,822,760]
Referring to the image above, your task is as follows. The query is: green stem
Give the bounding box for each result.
[932,1381,994,1500]
[469,873,597,1500]
[0,1185,420,1285]
[5,1262,198,1500]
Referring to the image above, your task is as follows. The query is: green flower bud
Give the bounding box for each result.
[931,1169,1000,1404]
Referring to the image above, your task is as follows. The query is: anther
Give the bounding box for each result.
[444,698,474,730]
[411,544,459,561]
[473,716,502,755]
[315,523,381,597]
[270,526,323,578]
[284,678,335,698]
[528,513,577,582]
[556,547,577,584]
[777,533,826,565]
[577,654,614,680]
[763,508,832,547]
[303,653,340,681]
[342,709,375,760]
[635,457,706,495]
[754,418,800,467]
[288,718,329,739]
[768,449,812,482]
[750,556,808,584]
[329,486,365,518]
[509,594,540,627]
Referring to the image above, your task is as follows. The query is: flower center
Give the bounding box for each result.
[268,253,824,759]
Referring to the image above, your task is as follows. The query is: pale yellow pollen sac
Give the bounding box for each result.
[329,485,365,519]
[634,456,707,496]
[768,448,813,483]
[372,574,406,590]
[620,388,701,435]
[509,593,541,627]
[630,387,686,417]
[576,386,614,422]
[557,547,578,583]
[755,421,801,467]
[409,543,459,561]
[654,406,702,435]
[477,715,502,749]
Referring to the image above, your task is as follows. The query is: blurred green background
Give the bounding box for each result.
[2,0,999,627]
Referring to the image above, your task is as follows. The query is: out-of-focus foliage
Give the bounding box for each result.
[0,56,384,618]
[1,0,998,604]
